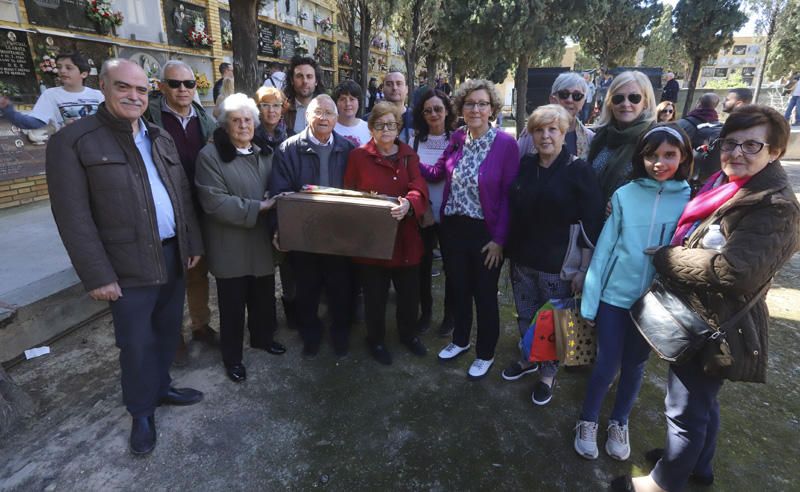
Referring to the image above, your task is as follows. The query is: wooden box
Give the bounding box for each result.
[276,190,399,259]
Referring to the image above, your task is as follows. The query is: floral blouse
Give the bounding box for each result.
[444,126,497,219]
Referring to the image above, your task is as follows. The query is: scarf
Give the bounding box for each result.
[589,115,653,201]
[686,107,719,123]
[670,170,751,245]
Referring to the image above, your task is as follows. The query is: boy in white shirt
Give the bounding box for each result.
[0,52,104,131]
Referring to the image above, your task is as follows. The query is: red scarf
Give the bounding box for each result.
[671,171,751,245]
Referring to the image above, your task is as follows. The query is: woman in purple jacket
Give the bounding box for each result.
[420,79,520,380]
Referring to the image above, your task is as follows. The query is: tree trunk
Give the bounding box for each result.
[426,53,438,89]
[0,366,36,436]
[230,0,260,97]
[682,56,702,117]
[514,54,529,137]
[405,54,416,95]
[754,16,777,104]
[358,1,371,96]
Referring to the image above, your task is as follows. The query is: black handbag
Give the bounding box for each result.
[629,278,770,365]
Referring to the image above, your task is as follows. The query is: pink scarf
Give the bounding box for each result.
[671,171,751,245]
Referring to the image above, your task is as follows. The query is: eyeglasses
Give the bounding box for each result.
[259,103,283,110]
[611,93,642,105]
[557,90,585,102]
[660,109,674,114]
[312,110,336,119]
[165,79,196,89]
[373,122,399,131]
[423,106,446,115]
[463,101,491,111]
[716,138,769,154]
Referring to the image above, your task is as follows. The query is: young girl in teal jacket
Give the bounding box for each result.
[574,124,693,462]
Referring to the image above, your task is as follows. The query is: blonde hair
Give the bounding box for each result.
[527,104,570,135]
[255,86,285,104]
[595,71,657,127]
[367,101,403,131]
[453,79,503,120]
[656,101,676,122]
[220,77,235,99]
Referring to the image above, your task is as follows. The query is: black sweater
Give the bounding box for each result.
[506,148,604,273]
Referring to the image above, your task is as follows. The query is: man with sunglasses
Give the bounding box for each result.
[145,60,218,364]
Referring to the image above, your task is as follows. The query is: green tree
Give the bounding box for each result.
[766,0,800,79]
[642,4,687,74]
[674,0,747,116]
[573,0,662,70]
[336,0,395,90]
[745,0,790,102]
[392,0,440,91]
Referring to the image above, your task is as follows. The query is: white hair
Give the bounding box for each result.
[307,94,338,117]
[551,72,589,95]
[218,93,260,127]
[160,60,194,80]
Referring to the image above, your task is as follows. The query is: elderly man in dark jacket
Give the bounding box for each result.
[145,59,218,362]
[46,59,204,456]
[271,94,355,357]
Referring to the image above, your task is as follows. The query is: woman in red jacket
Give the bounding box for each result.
[344,102,430,365]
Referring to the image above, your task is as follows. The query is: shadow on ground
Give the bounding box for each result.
[2,163,800,491]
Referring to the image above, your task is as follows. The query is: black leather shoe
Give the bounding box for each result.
[130,415,156,455]
[404,336,428,356]
[265,341,287,355]
[158,387,203,406]
[226,364,246,383]
[370,343,392,365]
[644,448,714,486]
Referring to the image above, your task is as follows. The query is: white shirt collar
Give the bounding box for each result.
[308,131,332,146]
[162,100,196,122]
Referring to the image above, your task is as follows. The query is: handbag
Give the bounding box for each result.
[554,298,596,366]
[629,278,770,365]
[561,220,594,281]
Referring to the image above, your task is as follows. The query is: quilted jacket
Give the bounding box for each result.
[653,161,800,382]
[46,104,203,291]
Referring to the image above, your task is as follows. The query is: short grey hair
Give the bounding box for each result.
[160,60,194,80]
[307,94,338,118]
[217,93,260,127]
[551,72,589,95]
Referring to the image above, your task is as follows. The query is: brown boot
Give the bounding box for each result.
[173,336,189,368]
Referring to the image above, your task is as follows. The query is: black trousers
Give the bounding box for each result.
[215,275,276,367]
[440,215,502,360]
[359,264,419,346]
[419,224,453,320]
[289,252,353,351]
[110,240,184,419]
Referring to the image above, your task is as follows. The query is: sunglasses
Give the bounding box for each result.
[165,79,196,89]
[611,93,643,105]
[557,90,585,102]
[423,106,446,115]
[660,109,674,114]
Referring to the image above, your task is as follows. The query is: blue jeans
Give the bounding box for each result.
[651,358,722,491]
[785,95,799,124]
[579,302,651,424]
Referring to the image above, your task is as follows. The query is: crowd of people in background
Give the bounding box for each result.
[6,49,797,492]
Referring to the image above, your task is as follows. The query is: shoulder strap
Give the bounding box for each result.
[717,280,772,335]
[412,137,419,152]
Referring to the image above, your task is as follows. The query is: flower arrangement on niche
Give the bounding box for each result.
[86,0,123,35]
[194,71,211,95]
[186,17,214,48]
[314,16,333,33]
[295,36,309,55]
[221,27,233,49]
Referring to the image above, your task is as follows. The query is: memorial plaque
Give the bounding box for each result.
[321,69,333,92]
[30,34,113,90]
[0,120,47,182]
[219,9,232,50]
[0,29,39,105]
[257,21,278,58]
[23,0,97,34]
[317,39,333,68]
[162,0,210,49]
[275,26,298,61]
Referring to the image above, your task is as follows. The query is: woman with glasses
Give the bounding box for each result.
[656,101,676,123]
[613,106,800,490]
[518,72,595,160]
[344,101,429,365]
[588,71,658,203]
[253,86,288,153]
[195,94,287,383]
[333,80,371,147]
[410,89,457,337]
[420,79,520,380]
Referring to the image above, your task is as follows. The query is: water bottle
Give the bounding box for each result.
[701,224,726,251]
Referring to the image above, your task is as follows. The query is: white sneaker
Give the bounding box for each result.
[438,342,470,360]
[605,420,631,461]
[467,358,494,380]
[574,420,599,460]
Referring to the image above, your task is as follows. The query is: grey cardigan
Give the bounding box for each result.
[195,141,274,279]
